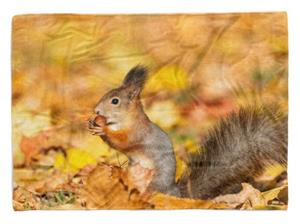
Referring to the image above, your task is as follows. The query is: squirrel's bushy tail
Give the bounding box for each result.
[179,105,287,199]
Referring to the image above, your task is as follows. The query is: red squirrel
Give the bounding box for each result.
[88,65,287,199]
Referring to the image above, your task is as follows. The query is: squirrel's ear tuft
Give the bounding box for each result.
[122,65,148,99]
[123,65,148,89]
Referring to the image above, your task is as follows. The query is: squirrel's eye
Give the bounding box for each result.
[111,98,120,105]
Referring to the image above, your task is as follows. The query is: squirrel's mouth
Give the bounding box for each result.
[105,118,121,131]
[106,121,116,126]
[90,117,117,129]
[105,117,117,126]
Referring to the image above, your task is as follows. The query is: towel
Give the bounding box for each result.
[12,13,288,210]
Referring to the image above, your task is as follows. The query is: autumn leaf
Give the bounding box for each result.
[213,183,267,209]
[144,65,189,93]
[262,185,288,204]
[81,164,153,209]
[145,100,183,129]
[54,148,97,173]
[150,192,229,209]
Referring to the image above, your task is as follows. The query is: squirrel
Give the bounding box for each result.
[88,65,287,199]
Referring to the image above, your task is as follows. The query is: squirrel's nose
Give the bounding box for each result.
[95,109,104,117]
[94,104,105,116]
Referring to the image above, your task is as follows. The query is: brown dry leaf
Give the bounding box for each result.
[20,132,52,166]
[213,183,267,209]
[213,182,288,210]
[262,185,288,205]
[14,168,70,193]
[13,163,287,210]
[19,128,70,167]
[14,168,53,185]
[28,171,70,193]
[149,193,229,209]
[80,164,153,209]
[13,186,41,210]
[13,186,84,210]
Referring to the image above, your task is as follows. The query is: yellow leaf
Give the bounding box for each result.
[67,148,97,170]
[145,101,183,129]
[267,36,288,54]
[255,164,286,182]
[184,139,199,153]
[77,136,128,167]
[262,185,288,202]
[175,156,187,181]
[54,153,65,170]
[264,164,286,177]
[145,65,188,93]
[54,148,97,173]
[78,136,111,159]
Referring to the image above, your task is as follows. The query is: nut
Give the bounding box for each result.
[94,115,106,127]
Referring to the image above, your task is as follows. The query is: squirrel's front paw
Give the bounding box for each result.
[88,117,106,136]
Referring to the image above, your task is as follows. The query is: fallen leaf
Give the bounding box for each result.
[150,192,228,209]
[81,164,152,209]
[262,185,288,204]
[54,148,97,173]
[213,183,267,209]
[20,132,52,166]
